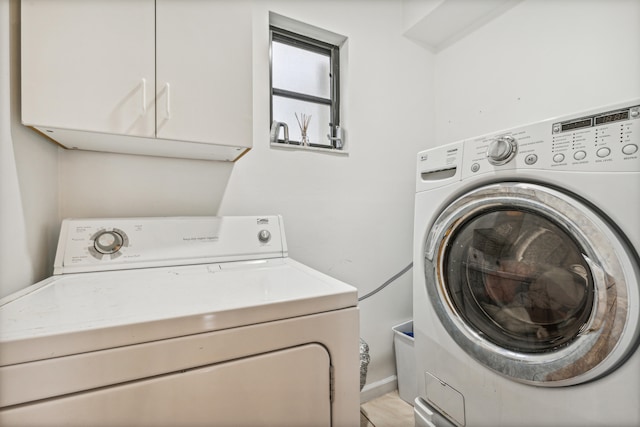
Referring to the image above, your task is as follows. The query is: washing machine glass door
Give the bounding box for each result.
[423,182,639,387]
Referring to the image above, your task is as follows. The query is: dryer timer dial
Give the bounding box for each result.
[487,135,518,165]
[94,230,124,254]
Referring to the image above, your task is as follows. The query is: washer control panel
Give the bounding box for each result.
[417,100,639,192]
[461,101,639,178]
[54,216,287,274]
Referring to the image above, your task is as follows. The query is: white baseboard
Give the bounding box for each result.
[360,375,398,403]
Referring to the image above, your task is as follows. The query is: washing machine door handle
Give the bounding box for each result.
[578,255,611,335]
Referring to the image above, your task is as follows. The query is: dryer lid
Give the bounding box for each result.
[0,258,357,366]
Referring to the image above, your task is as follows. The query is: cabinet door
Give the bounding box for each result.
[155,0,253,148]
[21,0,155,138]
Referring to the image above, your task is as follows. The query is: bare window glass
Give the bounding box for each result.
[443,209,594,353]
[272,41,330,99]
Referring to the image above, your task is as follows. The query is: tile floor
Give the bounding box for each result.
[360,390,414,427]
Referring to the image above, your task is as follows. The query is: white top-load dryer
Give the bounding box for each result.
[0,215,360,427]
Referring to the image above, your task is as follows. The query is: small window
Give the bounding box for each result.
[270,26,341,150]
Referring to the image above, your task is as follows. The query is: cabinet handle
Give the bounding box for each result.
[165,82,171,119]
[141,78,147,113]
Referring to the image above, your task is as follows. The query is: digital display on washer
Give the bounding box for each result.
[594,110,629,125]
[561,118,592,132]
[557,106,635,133]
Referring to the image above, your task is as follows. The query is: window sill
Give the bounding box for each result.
[270,142,348,155]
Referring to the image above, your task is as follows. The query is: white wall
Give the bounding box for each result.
[433,0,640,145]
[58,150,233,219]
[219,0,434,393]
[1,0,59,297]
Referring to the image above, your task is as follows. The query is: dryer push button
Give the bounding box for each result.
[258,230,271,243]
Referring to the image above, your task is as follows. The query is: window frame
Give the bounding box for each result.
[269,26,340,148]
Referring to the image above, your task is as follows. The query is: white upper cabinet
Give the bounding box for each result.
[155,0,253,148]
[21,0,156,138]
[21,0,252,161]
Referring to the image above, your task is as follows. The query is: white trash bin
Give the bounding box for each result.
[392,320,418,405]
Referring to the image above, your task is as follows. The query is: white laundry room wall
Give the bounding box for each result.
[432,0,640,145]
[218,0,434,399]
[1,0,59,297]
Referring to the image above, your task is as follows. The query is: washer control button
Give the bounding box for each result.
[573,150,587,161]
[258,229,271,243]
[622,144,638,155]
[553,153,565,163]
[471,163,480,173]
[524,154,538,165]
[596,147,611,158]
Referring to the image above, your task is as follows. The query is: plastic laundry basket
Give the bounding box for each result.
[392,320,418,405]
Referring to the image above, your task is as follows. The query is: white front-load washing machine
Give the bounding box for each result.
[0,216,360,427]
[413,101,640,426]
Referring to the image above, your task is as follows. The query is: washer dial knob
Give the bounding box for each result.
[487,135,518,165]
[94,230,124,254]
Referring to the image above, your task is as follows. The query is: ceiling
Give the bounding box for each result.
[403,0,523,52]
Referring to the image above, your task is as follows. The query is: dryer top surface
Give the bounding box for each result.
[0,258,357,366]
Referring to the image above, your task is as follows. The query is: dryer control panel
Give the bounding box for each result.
[53,216,288,274]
